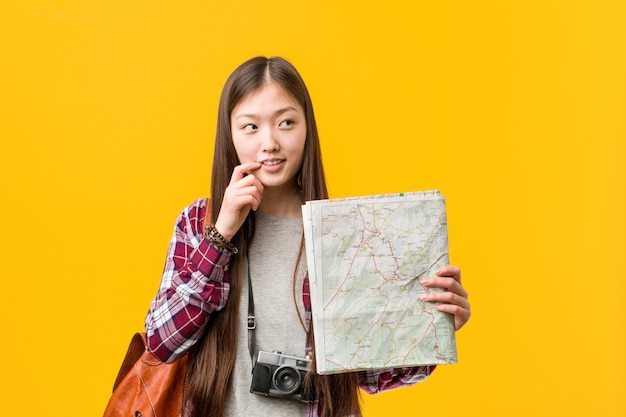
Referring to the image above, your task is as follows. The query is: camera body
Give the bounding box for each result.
[250,350,314,403]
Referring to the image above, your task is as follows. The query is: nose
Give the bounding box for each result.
[261,128,280,152]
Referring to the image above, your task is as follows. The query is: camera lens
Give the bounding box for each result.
[273,366,301,395]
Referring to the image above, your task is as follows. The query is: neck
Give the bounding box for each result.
[258,186,302,218]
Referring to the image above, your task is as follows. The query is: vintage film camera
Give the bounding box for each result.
[250,350,315,403]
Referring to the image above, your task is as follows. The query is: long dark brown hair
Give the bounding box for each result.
[184,57,361,417]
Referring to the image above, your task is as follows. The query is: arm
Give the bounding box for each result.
[145,198,233,363]
[146,163,264,363]
[359,365,436,394]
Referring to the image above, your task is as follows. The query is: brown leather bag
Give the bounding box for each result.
[102,332,187,417]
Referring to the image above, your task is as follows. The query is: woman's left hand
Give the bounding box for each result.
[420,265,471,330]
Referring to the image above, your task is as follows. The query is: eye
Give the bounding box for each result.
[279,119,295,128]
[242,123,257,132]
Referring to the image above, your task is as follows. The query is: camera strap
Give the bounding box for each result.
[244,233,304,366]
[246,255,257,364]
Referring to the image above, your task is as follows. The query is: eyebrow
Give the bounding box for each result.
[234,106,299,120]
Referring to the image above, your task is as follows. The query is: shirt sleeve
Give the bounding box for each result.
[358,365,436,394]
[145,198,233,363]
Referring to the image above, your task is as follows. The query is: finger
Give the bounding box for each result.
[421,290,470,310]
[232,186,263,211]
[224,173,264,207]
[434,304,471,331]
[436,265,461,283]
[231,162,262,182]
[421,276,468,299]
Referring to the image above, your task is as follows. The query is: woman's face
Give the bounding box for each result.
[230,82,306,192]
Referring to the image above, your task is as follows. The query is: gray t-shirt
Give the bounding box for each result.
[224,211,308,416]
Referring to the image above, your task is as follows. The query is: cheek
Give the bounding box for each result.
[232,137,253,162]
[289,145,306,173]
[289,128,307,158]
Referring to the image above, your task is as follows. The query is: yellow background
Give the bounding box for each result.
[1,1,624,416]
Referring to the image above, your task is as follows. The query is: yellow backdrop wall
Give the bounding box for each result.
[1,1,624,416]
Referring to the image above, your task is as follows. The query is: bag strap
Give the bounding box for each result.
[112,332,147,391]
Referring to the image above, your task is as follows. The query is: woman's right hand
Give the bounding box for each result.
[214,162,263,241]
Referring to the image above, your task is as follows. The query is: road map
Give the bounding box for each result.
[302,191,457,374]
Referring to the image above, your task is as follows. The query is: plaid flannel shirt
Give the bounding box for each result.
[145,199,434,416]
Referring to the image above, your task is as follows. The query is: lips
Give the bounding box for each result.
[261,159,284,166]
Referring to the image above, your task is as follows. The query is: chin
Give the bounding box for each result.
[259,176,298,190]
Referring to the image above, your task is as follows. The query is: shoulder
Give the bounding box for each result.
[175,198,210,235]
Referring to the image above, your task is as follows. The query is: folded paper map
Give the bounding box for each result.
[302,190,457,374]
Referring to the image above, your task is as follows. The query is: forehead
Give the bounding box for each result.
[233,82,302,113]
